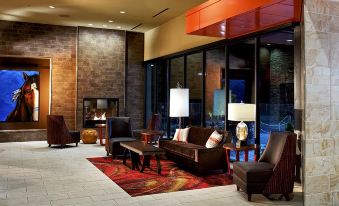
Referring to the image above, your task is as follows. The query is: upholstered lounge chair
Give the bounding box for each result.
[105,117,136,158]
[47,115,80,148]
[233,132,296,201]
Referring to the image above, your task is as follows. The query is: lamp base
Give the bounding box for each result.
[236,140,247,148]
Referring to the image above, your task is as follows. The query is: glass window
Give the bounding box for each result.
[170,57,185,136]
[186,52,203,126]
[228,39,255,160]
[205,47,226,129]
[259,30,295,150]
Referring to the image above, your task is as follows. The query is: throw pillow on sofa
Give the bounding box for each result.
[173,127,190,142]
[205,130,223,148]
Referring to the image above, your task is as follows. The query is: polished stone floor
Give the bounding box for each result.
[0,141,303,206]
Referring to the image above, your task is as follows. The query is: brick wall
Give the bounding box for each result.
[126,32,145,129]
[0,21,145,142]
[76,27,126,129]
[0,21,77,142]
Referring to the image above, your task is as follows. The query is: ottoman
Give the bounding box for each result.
[81,129,98,144]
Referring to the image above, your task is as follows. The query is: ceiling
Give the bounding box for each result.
[0,0,206,32]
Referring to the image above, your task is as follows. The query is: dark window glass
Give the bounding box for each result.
[205,47,225,129]
[186,52,203,126]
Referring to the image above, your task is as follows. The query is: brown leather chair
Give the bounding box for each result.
[47,115,80,148]
[233,132,296,201]
[132,114,161,138]
[105,117,136,158]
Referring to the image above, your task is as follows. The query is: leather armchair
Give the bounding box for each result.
[47,115,80,148]
[105,117,136,158]
[233,132,296,201]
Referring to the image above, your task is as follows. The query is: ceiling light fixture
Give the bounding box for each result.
[103,25,107,28]
[117,26,121,29]
[120,11,126,14]
[49,5,55,9]
[108,20,113,23]
[286,39,293,42]
[88,23,93,26]
[266,43,271,46]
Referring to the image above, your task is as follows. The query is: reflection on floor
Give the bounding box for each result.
[0,141,303,206]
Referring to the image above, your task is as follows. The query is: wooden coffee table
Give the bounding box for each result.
[120,141,165,174]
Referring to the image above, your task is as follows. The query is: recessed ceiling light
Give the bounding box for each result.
[266,43,271,46]
[286,39,293,42]
[103,25,107,28]
[120,11,126,14]
[88,23,93,26]
[49,5,55,9]
[108,20,113,23]
[117,26,121,29]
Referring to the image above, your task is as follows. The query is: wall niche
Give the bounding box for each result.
[0,56,51,131]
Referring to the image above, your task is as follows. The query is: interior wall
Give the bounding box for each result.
[76,27,126,130]
[0,20,145,142]
[303,0,339,205]
[0,21,77,142]
[126,32,145,129]
[144,14,222,61]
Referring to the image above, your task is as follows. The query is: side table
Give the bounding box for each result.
[223,143,260,175]
[95,124,106,146]
[140,130,164,144]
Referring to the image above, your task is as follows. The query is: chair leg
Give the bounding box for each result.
[283,193,291,201]
[248,194,252,201]
[237,186,239,191]
[106,152,109,156]
[61,144,64,149]
[48,144,51,147]
[76,142,78,147]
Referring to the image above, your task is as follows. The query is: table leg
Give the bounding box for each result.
[99,128,103,145]
[123,149,127,165]
[236,151,240,161]
[156,154,161,175]
[226,149,231,175]
[141,156,150,173]
[131,152,140,170]
[245,150,249,161]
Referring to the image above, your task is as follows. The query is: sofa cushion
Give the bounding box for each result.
[160,140,205,160]
[173,127,190,142]
[187,126,216,146]
[233,162,274,183]
[205,130,223,148]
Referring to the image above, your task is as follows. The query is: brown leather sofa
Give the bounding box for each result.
[233,132,296,201]
[47,115,80,148]
[159,126,230,174]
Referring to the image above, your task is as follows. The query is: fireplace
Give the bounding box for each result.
[83,98,119,128]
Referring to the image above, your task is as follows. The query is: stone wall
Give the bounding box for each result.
[0,21,145,142]
[76,27,126,129]
[0,21,77,142]
[126,32,145,129]
[303,0,339,205]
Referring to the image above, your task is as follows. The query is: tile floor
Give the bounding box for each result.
[0,141,303,206]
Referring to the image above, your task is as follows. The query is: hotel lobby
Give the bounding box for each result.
[0,0,338,205]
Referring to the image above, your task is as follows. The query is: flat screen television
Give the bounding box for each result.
[0,70,40,122]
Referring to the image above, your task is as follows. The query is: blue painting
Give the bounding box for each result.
[0,70,40,122]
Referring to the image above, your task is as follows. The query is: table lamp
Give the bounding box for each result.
[170,87,189,128]
[228,103,255,147]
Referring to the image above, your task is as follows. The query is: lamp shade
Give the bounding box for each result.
[228,103,255,121]
[170,88,189,117]
[97,99,108,109]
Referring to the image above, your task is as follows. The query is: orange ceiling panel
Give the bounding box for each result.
[186,0,302,39]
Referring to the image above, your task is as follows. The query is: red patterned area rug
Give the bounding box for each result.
[87,157,233,196]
